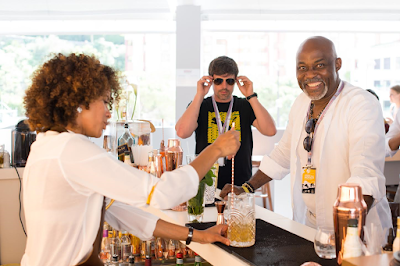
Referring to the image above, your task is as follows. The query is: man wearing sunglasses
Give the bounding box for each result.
[176,56,276,189]
[221,37,391,232]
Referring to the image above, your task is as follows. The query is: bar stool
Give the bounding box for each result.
[252,157,273,211]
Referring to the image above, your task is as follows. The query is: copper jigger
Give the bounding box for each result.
[215,201,226,237]
[165,139,183,171]
[333,183,366,265]
[215,201,226,225]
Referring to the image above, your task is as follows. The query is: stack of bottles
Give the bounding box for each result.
[100,222,205,265]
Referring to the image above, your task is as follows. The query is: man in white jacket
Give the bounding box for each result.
[221,36,392,232]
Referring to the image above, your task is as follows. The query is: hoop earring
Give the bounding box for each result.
[77,107,82,113]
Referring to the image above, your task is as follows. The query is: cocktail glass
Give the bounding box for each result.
[226,192,256,247]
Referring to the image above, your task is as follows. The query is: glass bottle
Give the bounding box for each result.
[121,231,132,262]
[103,135,111,152]
[100,227,111,263]
[175,252,183,266]
[140,240,146,259]
[154,237,165,260]
[383,228,394,253]
[118,123,135,161]
[130,234,141,257]
[194,254,203,266]
[147,150,158,177]
[110,230,122,262]
[168,239,176,259]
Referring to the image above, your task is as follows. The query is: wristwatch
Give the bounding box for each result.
[246,92,257,101]
[186,226,194,245]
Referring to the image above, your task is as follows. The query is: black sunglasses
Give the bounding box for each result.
[214,78,235,86]
[303,118,316,152]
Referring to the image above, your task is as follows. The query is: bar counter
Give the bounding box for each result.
[141,189,318,266]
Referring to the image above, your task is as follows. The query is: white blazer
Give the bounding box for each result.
[260,81,392,233]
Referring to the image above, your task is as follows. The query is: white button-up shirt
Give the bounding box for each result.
[21,131,199,266]
[259,81,391,235]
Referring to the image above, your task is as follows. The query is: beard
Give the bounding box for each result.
[301,80,328,101]
[215,89,232,101]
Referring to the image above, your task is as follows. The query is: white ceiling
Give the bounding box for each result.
[1,0,400,21]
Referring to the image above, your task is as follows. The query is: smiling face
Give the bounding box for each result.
[296,37,341,101]
[70,94,112,138]
[213,73,235,102]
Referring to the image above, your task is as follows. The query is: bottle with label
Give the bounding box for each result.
[394,217,400,252]
[342,218,363,259]
[175,252,183,266]
[99,227,111,263]
[194,254,203,266]
[121,231,132,262]
[118,123,135,161]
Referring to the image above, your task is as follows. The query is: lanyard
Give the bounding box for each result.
[306,81,344,165]
[212,95,234,135]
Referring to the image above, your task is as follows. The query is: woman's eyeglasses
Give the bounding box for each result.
[303,118,316,152]
[214,78,235,86]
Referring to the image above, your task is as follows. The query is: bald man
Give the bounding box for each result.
[221,36,391,234]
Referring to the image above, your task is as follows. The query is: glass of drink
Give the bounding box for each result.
[227,193,256,247]
[314,226,336,259]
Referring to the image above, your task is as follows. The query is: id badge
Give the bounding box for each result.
[218,157,225,167]
[302,167,316,194]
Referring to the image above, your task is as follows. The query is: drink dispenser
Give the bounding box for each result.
[11,119,36,167]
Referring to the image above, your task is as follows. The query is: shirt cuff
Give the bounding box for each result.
[386,138,398,157]
[259,155,290,180]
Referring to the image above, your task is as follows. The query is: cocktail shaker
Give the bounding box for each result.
[333,183,367,265]
[165,139,183,171]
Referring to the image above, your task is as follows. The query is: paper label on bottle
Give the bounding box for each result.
[302,167,316,194]
[117,143,129,160]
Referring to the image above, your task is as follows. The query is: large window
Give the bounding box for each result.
[202,29,400,126]
[0,34,176,127]
[0,33,176,153]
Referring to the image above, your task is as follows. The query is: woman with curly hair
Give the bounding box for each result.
[21,53,240,266]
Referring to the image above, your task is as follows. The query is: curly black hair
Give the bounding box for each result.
[24,53,121,132]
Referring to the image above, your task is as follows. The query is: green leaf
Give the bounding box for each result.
[201,169,215,186]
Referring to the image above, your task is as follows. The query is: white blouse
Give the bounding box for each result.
[21,131,199,266]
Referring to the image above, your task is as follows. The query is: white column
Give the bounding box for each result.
[175,5,201,157]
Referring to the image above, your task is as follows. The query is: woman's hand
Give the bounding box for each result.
[193,224,230,246]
